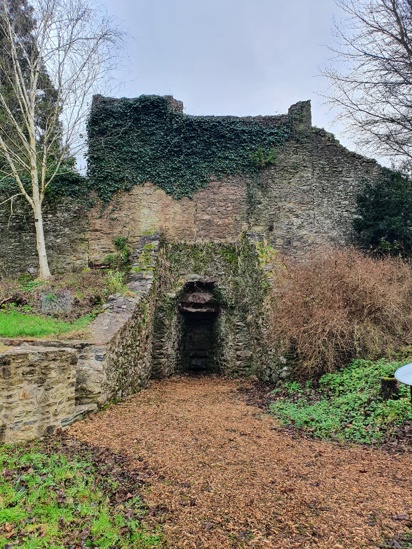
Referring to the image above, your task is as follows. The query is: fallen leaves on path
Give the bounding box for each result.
[69,376,412,548]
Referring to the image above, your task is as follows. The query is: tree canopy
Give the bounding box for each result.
[354,169,412,255]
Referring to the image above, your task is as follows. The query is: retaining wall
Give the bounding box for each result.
[0,347,77,443]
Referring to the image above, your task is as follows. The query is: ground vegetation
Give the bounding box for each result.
[0,436,161,548]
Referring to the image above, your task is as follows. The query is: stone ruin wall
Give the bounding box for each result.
[0,347,77,444]
[87,99,380,264]
[0,97,380,274]
[0,96,384,442]
[0,195,89,276]
[0,234,160,442]
[88,131,379,263]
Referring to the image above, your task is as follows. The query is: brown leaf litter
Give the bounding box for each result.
[69,375,412,548]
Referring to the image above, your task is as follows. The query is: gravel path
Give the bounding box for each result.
[70,376,412,548]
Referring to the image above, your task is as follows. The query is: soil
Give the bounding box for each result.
[69,375,412,548]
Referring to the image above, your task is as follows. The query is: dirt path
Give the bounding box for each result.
[69,376,412,548]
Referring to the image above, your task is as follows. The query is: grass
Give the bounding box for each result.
[0,441,161,548]
[270,358,412,444]
[0,310,92,338]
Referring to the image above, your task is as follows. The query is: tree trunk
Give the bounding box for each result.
[33,204,51,279]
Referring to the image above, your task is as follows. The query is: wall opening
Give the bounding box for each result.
[178,281,220,374]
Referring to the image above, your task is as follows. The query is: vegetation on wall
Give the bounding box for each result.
[156,238,268,312]
[354,168,412,256]
[87,95,291,202]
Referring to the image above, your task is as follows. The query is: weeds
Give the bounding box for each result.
[105,270,127,295]
[0,270,113,321]
[270,358,412,444]
[103,237,131,272]
[0,441,161,548]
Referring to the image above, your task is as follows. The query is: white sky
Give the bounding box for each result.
[97,0,365,158]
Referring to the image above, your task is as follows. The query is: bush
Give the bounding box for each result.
[354,168,412,256]
[265,247,412,379]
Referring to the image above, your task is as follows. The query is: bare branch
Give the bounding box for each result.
[0,193,21,207]
[0,0,121,278]
[322,0,412,168]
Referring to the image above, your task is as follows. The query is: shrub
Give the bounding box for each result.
[265,247,412,379]
[354,168,412,256]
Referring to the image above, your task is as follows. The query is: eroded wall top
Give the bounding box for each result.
[87,95,380,262]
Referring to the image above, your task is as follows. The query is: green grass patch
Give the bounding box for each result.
[0,442,161,548]
[0,310,92,338]
[270,359,412,444]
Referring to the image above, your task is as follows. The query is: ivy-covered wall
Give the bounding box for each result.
[86,95,381,263]
[0,94,382,275]
[87,94,293,202]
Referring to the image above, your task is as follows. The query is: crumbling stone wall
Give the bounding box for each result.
[0,347,77,443]
[75,234,159,404]
[0,96,382,272]
[86,98,380,264]
[0,96,388,443]
[88,178,248,264]
[251,130,380,254]
[0,195,89,275]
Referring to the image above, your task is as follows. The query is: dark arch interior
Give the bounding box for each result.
[178,281,220,374]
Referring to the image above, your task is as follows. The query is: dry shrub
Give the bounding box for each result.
[265,247,412,379]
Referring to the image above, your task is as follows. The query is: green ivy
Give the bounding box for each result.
[87,95,291,202]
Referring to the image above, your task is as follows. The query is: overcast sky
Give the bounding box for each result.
[98,0,361,155]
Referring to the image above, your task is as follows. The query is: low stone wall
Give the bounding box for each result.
[0,347,77,443]
[76,234,159,403]
[0,235,160,443]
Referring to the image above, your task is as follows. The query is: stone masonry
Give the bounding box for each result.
[0,97,381,273]
[0,235,159,442]
[0,96,387,442]
[87,99,380,264]
[0,347,77,443]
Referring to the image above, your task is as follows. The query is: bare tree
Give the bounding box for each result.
[323,0,412,169]
[0,0,119,279]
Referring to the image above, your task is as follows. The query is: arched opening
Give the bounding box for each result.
[178,281,220,374]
